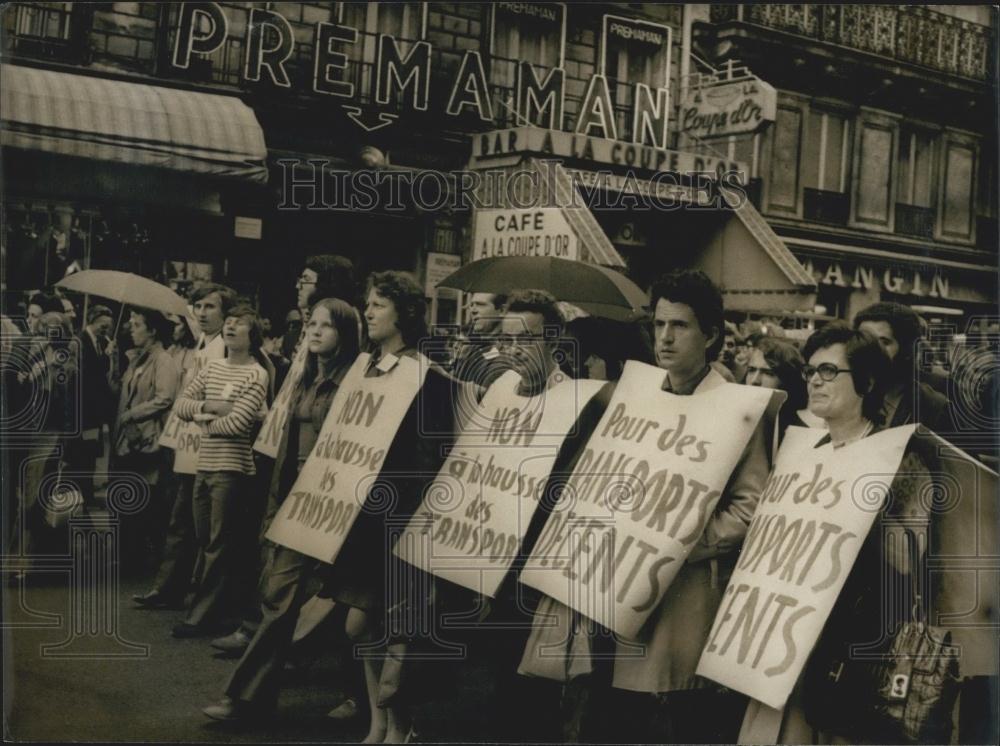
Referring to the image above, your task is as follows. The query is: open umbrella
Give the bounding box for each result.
[56,269,190,316]
[439,256,648,321]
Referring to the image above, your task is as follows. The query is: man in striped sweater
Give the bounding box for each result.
[172,304,269,638]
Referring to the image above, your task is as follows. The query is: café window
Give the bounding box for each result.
[895,129,938,237]
[339,2,428,104]
[4,1,90,61]
[802,109,851,224]
[489,3,566,127]
[601,15,672,140]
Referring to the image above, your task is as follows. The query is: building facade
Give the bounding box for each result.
[695,4,997,325]
[1,3,995,328]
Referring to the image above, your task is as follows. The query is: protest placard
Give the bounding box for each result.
[265,352,426,563]
[159,339,223,474]
[519,361,775,639]
[396,371,605,596]
[254,340,308,458]
[696,425,914,710]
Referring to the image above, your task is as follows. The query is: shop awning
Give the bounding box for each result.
[527,159,626,269]
[694,185,817,312]
[0,63,267,183]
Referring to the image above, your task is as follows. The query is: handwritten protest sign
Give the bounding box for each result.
[519,361,774,639]
[159,337,223,474]
[396,371,605,597]
[265,353,426,563]
[254,340,309,458]
[696,425,914,710]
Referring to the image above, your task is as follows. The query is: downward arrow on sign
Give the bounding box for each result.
[343,106,398,132]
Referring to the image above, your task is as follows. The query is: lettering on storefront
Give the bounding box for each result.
[803,260,950,298]
[171,2,673,148]
[680,78,777,139]
[471,127,745,180]
[474,208,579,260]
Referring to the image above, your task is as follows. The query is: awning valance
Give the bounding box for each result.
[1,64,267,183]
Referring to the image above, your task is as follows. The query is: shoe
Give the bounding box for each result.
[132,590,184,610]
[326,697,359,721]
[210,628,252,655]
[172,622,215,639]
[202,696,256,723]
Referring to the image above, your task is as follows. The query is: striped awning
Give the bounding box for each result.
[1,63,267,183]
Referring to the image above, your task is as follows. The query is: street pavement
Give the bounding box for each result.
[2,536,526,743]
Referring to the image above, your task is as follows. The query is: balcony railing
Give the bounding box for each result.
[803,188,850,225]
[895,203,936,238]
[711,4,992,81]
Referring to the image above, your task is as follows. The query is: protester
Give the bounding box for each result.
[202,297,361,722]
[171,304,269,637]
[134,283,236,609]
[452,292,507,385]
[745,336,824,438]
[65,304,115,511]
[11,310,79,562]
[745,323,947,742]
[113,307,179,565]
[602,269,770,743]
[166,313,198,379]
[853,302,952,433]
[280,309,302,360]
[25,292,63,335]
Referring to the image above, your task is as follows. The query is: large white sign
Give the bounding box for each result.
[396,371,605,596]
[696,425,914,710]
[265,353,426,563]
[519,361,774,639]
[254,339,309,458]
[474,208,579,260]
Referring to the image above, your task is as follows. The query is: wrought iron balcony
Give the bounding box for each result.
[710,5,992,81]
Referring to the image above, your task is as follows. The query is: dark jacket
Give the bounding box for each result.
[76,329,113,431]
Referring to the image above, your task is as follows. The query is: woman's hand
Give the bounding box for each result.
[202,400,234,416]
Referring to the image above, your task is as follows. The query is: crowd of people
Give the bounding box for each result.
[3,255,996,744]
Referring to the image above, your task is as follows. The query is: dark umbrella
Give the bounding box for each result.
[439,256,648,321]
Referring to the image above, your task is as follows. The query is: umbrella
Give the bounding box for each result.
[56,270,190,316]
[439,257,648,322]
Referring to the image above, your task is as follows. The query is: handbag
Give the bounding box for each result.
[804,529,960,743]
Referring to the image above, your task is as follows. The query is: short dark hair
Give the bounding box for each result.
[190,283,238,314]
[649,270,724,360]
[504,289,564,334]
[28,292,64,315]
[306,254,358,307]
[853,302,923,367]
[367,271,428,346]
[803,323,889,423]
[86,304,113,325]
[128,307,173,345]
[755,336,808,411]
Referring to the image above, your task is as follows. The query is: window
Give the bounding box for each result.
[12,2,73,40]
[803,110,850,193]
[897,130,937,208]
[339,2,427,104]
[489,3,565,127]
[895,128,938,238]
[803,109,851,224]
[601,15,671,140]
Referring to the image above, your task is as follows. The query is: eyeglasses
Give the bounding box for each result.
[746,365,774,377]
[801,363,852,382]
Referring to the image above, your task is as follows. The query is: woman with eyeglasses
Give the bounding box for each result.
[745,336,823,439]
[744,323,952,743]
